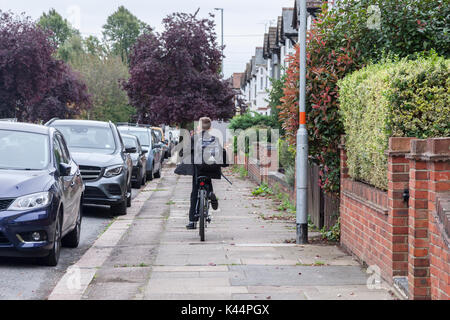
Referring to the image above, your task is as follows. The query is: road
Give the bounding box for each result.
[0,189,141,300]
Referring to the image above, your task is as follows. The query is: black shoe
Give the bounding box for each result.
[186,222,197,230]
[210,192,218,210]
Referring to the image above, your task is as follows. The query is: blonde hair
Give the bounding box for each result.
[199,117,212,131]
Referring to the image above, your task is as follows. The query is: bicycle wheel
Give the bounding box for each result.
[199,189,207,242]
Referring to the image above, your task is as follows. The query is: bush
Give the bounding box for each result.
[276,0,449,195]
[284,166,296,188]
[229,112,278,131]
[278,139,296,170]
[339,54,450,190]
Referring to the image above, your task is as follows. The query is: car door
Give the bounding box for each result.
[136,138,146,177]
[151,131,161,170]
[52,135,73,231]
[57,133,83,225]
[116,127,132,186]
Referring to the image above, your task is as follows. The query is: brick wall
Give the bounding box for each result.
[340,137,450,300]
[407,138,450,300]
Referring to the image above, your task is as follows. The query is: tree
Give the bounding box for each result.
[37,8,79,47]
[102,6,150,63]
[0,11,91,121]
[69,53,135,123]
[27,64,91,123]
[123,12,235,127]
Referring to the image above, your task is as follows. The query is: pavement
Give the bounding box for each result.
[48,166,398,300]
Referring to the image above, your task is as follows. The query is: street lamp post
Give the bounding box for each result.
[296,0,308,244]
[214,8,224,76]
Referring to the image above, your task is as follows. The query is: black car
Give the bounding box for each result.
[121,134,147,189]
[46,119,133,216]
[0,122,84,266]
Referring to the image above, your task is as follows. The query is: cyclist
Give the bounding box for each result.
[174,117,228,230]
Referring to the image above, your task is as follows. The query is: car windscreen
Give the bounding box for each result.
[123,136,138,149]
[123,130,150,147]
[54,125,116,153]
[0,130,49,170]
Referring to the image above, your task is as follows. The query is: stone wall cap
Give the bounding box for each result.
[387,137,415,154]
[407,138,450,161]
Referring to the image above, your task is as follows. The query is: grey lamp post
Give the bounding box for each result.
[296,0,308,244]
[214,8,224,76]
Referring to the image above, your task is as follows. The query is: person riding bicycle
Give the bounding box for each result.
[174,117,228,230]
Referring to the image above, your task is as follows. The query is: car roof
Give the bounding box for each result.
[0,121,52,135]
[121,133,138,140]
[50,119,111,128]
[118,126,150,132]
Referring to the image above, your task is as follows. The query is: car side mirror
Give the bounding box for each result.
[59,163,71,177]
[125,147,137,154]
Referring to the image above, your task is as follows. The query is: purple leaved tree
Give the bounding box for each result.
[0,11,91,122]
[123,12,236,127]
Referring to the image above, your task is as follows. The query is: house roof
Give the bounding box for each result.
[268,26,278,51]
[292,0,323,29]
[255,47,266,66]
[251,55,256,76]
[276,16,283,45]
[282,8,297,36]
[244,62,251,85]
[263,33,270,59]
[232,73,244,89]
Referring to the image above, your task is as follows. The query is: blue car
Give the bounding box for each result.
[0,122,84,266]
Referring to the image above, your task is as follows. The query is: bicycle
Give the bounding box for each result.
[194,173,232,242]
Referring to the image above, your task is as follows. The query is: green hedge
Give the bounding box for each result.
[339,54,450,190]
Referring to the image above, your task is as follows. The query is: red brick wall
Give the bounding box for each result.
[340,178,392,280]
[429,196,450,300]
[341,137,450,300]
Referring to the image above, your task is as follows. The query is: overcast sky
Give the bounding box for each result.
[0,0,296,78]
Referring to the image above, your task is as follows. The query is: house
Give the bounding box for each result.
[237,0,333,115]
[231,72,245,115]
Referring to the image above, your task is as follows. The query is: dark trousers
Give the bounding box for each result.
[189,174,213,222]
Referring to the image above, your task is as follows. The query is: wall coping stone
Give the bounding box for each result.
[407,138,450,161]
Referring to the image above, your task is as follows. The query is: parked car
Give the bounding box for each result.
[117,124,163,180]
[152,127,169,160]
[0,122,84,266]
[164,126,180,157]
[121,134,147,189]
[46,119,133,216]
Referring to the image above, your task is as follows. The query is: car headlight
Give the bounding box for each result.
[104,165,124,178]
[9,192,52,211]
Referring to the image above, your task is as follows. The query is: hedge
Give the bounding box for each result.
[339,54,450,190]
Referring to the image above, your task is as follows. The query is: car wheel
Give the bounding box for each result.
[154,168,161,179]
[62,204,82,248]
[127,183,132,207]
[39,212,62,266]
[111,201,127,216]
[132,180,141,189]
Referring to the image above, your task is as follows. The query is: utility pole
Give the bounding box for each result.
[296,0,308,244]
[214,8,224,76]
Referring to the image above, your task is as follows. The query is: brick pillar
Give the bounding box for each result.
[387,137,415,277]
[407,139,431,299]
[425,139,450,300]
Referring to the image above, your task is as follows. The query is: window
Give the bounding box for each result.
[53,139,63,165]
[0,130,49,170]
[261,77,264,90]
[55,134,70,164]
